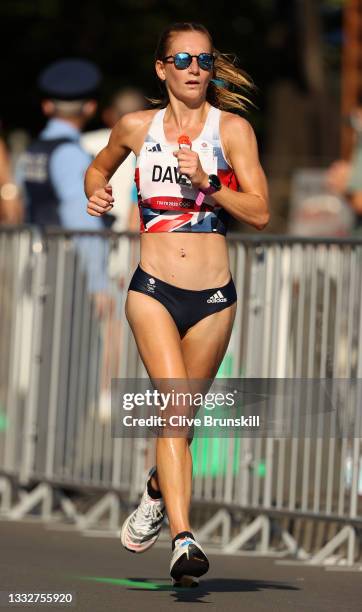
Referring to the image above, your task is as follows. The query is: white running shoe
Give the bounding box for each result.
[170,536,209,587]
[120,466,166,553]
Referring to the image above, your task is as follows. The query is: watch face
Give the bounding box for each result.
[209,174,222,191]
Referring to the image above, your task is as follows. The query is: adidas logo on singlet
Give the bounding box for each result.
[146,143,162,152]
[207,290,227,303]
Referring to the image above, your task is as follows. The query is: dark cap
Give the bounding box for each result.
[38,58,101,100]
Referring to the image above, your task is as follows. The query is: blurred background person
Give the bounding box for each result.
[20,58,101,228]
[81,87,146,287]
[17,58,111,317]
[326,96,362,235]
[0,123,24,225]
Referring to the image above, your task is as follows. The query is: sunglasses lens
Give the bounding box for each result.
[198,53,214,70]
[174,53,191,69]
[171,52,214,70]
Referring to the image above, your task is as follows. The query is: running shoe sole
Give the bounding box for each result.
[170,543,209,586]
[172,575,199,588]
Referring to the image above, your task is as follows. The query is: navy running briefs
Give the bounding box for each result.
[128,264,237,335]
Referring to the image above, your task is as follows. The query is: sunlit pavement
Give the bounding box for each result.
[0,520,361,611]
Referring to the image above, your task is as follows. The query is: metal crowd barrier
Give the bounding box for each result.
[0,227,361,568]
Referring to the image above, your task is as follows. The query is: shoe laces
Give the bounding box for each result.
[131,494,164,533]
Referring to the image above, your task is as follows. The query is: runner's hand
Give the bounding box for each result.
[173,149,208,190]
[87,184,114,217]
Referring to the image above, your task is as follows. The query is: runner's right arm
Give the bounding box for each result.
[85,112,146,217]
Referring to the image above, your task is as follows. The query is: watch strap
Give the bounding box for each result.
[195,190,206,208]
[195,175,219,208]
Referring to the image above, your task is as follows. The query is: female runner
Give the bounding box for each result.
[85,22,269,587]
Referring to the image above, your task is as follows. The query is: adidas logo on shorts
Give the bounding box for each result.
[207,290,227,303]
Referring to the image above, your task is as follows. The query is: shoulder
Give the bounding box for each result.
[113,109,159,137]
[108,109,160,152]
[220,111,255,142]
[219,111,258,163]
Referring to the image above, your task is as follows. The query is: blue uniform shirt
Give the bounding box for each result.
[39,118,103,229]
[19,118,108,292]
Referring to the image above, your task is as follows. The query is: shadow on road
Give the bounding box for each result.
[89,576,300,603]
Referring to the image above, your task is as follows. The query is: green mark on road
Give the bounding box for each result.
[74,575,187,591]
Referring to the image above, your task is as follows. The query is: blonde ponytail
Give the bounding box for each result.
[208,51,255,111]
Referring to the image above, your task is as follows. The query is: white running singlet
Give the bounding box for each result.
[134,105,239,234]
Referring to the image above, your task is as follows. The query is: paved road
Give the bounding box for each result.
[0,520,361,611]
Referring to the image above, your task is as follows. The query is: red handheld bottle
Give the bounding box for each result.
[178,135,192,150]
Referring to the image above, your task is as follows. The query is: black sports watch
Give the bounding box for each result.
[203,174,222,194]
[195,174,222,207]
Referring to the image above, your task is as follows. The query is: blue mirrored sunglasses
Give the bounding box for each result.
[162,52,215,71]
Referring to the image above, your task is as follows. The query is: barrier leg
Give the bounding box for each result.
[224,514,271,554]
[0,476,12,514]
[308,525,356,566]
[196,509,231,547]
[280,528,309,560]
[6,483,53,520]
[76,492,120,531]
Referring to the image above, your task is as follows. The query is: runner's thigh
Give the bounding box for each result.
[125,290,188,379]
[181,303,237,380]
